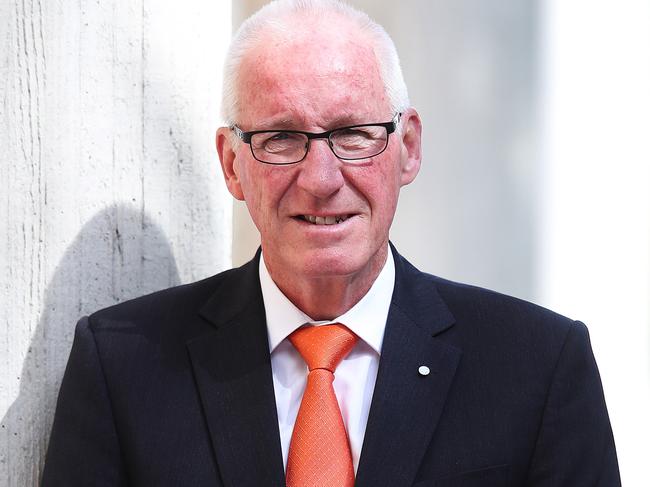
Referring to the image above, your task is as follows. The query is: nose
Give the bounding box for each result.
[295,138,345,199]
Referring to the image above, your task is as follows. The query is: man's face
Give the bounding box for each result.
[218,23,421,289]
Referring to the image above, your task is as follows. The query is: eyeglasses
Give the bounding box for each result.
[230,113,401,165]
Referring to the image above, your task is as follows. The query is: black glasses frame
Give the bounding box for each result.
[230,113,401,165]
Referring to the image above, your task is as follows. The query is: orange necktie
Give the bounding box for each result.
[286,323,358,487]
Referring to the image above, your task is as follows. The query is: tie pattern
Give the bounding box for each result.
[286,323,358,487]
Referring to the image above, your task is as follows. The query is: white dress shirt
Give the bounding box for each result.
[259,250,395,473]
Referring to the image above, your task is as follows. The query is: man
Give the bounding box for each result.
[43,1,620,486]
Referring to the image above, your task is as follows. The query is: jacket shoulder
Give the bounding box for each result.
[87,259,256,334]
[434,275,573,328]
[426,274,587,369]
[394,248,576,337]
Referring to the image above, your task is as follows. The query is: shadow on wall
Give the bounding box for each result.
[0,205,180,485]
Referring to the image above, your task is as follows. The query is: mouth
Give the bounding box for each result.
[298,214,351,225]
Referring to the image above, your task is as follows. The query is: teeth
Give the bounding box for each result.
[302,214,348,225]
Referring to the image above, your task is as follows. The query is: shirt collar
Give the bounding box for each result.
[260,250,395,355]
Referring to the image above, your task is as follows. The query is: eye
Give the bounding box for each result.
[329,125,389,159]
[253,132,306,154]
[338,128,373,139]
[333,127,382,148]
[269,132,292,141]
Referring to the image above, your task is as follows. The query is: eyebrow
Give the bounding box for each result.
[255,118,296,130]
[327,114,364,128]
[253,114,370,131]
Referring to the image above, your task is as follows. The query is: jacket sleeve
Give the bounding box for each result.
[41,316,129,486]
[525,321,621,486]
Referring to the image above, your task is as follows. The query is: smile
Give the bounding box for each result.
[300,214,350,225]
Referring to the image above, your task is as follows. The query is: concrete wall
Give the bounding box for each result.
[0,1,232,484]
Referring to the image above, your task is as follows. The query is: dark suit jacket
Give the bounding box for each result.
[42,247,620,486]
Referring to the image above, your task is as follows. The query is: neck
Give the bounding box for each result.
[264,246,389,321]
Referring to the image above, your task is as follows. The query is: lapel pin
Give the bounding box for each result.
[418,365,430,376]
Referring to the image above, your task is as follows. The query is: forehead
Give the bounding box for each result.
[237,19,390,127]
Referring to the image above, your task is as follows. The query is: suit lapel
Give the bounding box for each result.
[355,247,461,487]
[186,255,285,487]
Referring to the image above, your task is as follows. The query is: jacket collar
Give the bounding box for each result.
[189,245,460,487]
[188,249,286,487]
[355,243,460,486]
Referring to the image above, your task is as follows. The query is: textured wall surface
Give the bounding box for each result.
[0,1,232,484]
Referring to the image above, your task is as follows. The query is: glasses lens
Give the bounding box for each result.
[330,126,388,160]
[250,131,308,164]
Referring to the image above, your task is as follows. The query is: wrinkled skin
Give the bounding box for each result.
[217,18,422,319]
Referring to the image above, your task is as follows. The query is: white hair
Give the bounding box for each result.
[220,0,410,126]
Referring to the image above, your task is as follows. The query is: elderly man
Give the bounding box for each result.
[43,1,620,486]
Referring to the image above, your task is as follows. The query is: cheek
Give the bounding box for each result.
[236,161,267,227]
[370,157,403,227]
[346,163,401,236]
[238,163,295,225]
[364,154,403,207]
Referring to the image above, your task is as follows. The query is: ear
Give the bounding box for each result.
[398,108,422,187]
[216,127,245,200]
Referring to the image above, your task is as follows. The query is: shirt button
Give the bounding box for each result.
[418,365,430,376]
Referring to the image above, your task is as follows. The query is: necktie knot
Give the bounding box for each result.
[289,323,358,373]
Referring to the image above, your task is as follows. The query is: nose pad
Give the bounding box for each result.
[296,138,344,198]
[307,137,338,158]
